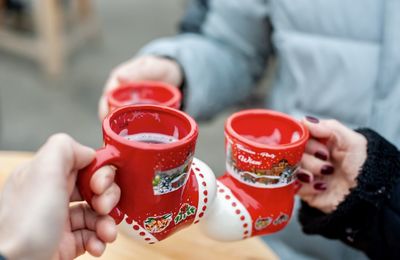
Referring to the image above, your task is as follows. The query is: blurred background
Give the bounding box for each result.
[0,0,266,175]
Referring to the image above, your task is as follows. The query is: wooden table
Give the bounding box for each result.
[0,151,278,260]
[0,0,99,77]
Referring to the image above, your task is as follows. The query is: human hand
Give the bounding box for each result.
[0,134,121,260]
[297,117,367,214]
[99,55,183,120]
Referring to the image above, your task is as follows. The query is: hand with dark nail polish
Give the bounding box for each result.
[305,116,319,123]
[314,182,327,191]
[321,165,334,175]
[297,172,312,183]
[314,151,328,161]
[298,118,368,214]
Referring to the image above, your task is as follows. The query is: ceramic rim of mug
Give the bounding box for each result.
[103,104,198,151]
[107,81,182,109]
[225,109,309,150]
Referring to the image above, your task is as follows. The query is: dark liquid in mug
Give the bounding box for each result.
[123,133,178,144]
[141,140,167,144]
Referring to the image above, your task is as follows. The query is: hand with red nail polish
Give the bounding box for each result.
[297,119,367,214]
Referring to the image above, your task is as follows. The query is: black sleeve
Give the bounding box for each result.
[299,128,400,260]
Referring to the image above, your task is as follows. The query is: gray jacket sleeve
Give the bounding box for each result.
[139,0,271,120]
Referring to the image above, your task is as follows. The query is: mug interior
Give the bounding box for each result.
[228,110,306,147]
[107,105,196,147]
[110,83,178,106]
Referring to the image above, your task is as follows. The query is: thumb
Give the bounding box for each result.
[70,138,96,170]
[38,134,96,172]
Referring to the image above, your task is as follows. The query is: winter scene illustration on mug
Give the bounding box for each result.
[226,142,297,188]
[152,155,193,195]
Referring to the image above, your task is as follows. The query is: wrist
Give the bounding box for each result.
[0,234,22,259]
[348,132,368,182]
[156,56,184,87]
[352,128,400,206]
[0,216,28,260]
[299,128,400,241]
[157,55,187,110]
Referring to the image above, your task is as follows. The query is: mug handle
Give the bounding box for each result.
[77,145,125,224]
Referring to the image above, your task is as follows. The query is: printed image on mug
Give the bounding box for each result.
[200,109,309,241]
[226,141,297,188]
[107,81,182,112]
[225,113,302,188]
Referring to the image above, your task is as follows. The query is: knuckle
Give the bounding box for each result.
[47,133,73,144]
[137,55,157,65]
[110,61,131,78]
[133,57,151,70]
[45,133,75,161]
[139,56,166,70]
[326,119,339,127]
[98,166,114,178]
[112,183,121,198]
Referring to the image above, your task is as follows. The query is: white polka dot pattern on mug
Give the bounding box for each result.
[216,181,252,239]
[119,215,158,244]
[192,159,213,224]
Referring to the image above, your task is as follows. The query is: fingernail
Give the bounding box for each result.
[314,182,327,191]
[306,116,319,124]
[296,172,311,183]
[314,151,328,161]
[321,165,334,175]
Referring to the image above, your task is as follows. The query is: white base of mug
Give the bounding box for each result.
[199,181,253,241]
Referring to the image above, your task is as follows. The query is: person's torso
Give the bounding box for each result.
[268,0,384,128]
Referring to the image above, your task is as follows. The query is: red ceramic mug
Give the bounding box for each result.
[107,81,182,112]
[201,109,309,241]
[78,105,216,243]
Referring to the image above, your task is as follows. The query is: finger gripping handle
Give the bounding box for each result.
[77,146,119,208]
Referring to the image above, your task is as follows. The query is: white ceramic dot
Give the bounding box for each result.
[118,215,158,244]
[199,181,252,241]
[192,158,217,222]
